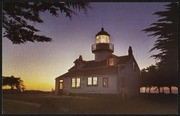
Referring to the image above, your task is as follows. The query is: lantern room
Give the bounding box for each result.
[95,28,110,43]
[92,28,114,61]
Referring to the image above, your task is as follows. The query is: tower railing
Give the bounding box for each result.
[92,43,114,52]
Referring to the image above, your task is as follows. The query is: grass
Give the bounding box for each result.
[3,100,39,114]
[2,93,178,114]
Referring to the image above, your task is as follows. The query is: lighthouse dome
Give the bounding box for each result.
[96,28,110,36]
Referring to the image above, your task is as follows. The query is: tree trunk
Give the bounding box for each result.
[11,85,14,91]
[169,86,172,94]
[157,87,160,94]
[162,87,164,93]
[10,85,14,93]
[145,87,147,93]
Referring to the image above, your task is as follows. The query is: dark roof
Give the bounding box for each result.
[57,55,132,79]
[81,55,130,69]
[82,60,107,69]
[68,66,76,71]
[68,60,107,71]
[96,28,110,36]
[117,55,131,65]
[57,67,118,78]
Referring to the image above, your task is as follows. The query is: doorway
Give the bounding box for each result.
[59,79,64,94]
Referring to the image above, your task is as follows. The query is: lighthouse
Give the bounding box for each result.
[55,27,140,96]
[92,28,114,62]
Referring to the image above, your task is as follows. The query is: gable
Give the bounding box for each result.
[121,55,140,72]
[131,56,140,71]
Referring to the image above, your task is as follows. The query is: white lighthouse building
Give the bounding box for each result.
[55,28,140,95]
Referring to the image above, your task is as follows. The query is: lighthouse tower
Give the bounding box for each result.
[92,28,114,62]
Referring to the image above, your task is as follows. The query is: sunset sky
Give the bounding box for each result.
[2,2,169,91]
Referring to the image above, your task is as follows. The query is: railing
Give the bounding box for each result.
[109,43,114,51]
[92,44,96,51]
[92,43,114,52]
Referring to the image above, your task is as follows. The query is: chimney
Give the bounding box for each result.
[128,46,133,56]
[79,55,83,61]
[74,55,85,69]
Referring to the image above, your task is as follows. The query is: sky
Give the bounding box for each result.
[2,2,169,91]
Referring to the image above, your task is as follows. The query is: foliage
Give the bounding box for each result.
[140,65,161,93]
[3,2,89,44]
[142,3,178,91]
[143,3,178,62]
[2,75,25,92]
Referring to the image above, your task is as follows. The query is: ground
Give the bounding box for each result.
[2,93,178,114]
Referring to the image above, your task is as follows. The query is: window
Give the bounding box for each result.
[76,78,80,88]
[59,80,63,90]
[71,78,80,88]
[87,77,98,86]
[93,77,97,85]
[103,78,108,87]
[100,37,106,43]
[133,62,136,71]
[88,77,92,85]
[96,35,110,43]
[108,58,114,66]
[71,78,76,88]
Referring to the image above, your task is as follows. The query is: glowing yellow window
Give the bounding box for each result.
[96,35,109,43]
[109,58,114,66]
[76,78,80,88]
[87,77,92,85]
[71,78,76,88]
[71,78,80,88]
[87,77,98,86]
[93,77,97,85]
[59,80,63,90]
[59,83,63,90]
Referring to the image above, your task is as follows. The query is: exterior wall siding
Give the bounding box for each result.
[55,78,59,94]
[61,74,117,94]
[118,57,140,95]
[95,51,112,61]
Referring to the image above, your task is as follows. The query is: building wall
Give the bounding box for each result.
[95,51,112,61]
[55,78,59,94]
[57,74,118,94]
[118,56,140,95]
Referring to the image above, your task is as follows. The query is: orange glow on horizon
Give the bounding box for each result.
[140,86,178,94]
[2,63,72,91]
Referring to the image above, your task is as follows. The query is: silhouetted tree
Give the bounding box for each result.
[140,65,158,93]
[3,2,89,44]
[140,68,150,93]
[140,65,164,94]
[2,75,25,92]
[142,3,178,94]
[147,65,157,93]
